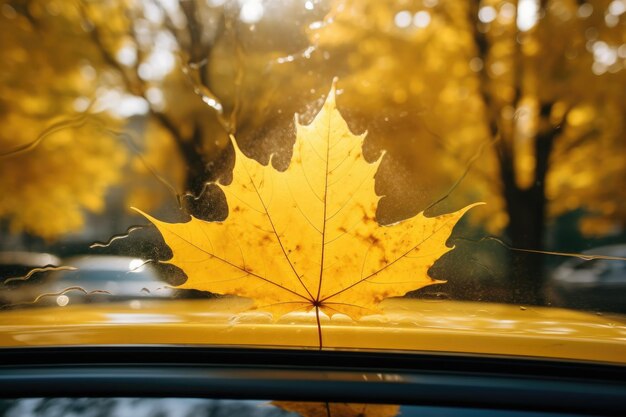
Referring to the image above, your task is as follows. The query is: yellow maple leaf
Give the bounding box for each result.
[136,81,479,324]
[274,402,400,417]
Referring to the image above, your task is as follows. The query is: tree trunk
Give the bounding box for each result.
[502,104,557,305]
[504,187,547,305]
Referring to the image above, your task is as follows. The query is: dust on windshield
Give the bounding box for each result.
[1,0,625,348]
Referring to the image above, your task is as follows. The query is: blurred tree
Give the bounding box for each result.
[0,0,127,240]
[0,0,233,241]
[306,0,626,303]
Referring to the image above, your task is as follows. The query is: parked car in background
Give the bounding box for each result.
[1,255,172,308]
[545,244,626,313]
[0,251,62,307]
[0,252,61,279]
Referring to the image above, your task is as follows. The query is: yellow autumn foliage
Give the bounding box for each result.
[0,119,126,239]
[0,0,128,239]
[305,0,626,235]
[1,0,624,249]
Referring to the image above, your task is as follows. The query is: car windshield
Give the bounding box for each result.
[0,0,625,363]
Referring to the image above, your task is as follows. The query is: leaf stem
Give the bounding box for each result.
[315,305,323,350]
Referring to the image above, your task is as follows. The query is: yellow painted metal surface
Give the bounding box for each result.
[0,298,625,364]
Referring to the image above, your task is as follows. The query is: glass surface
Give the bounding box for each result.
[0,0,625,355]
[0,399,582,417]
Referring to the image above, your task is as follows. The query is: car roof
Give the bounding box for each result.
[583,244,626,257]
[62,256,154,272]
[0,252,61,266]
[0,298,624,365]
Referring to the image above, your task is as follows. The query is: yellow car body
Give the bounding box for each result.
[1,298,624,364]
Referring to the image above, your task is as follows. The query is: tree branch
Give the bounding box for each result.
[77,0,187,153]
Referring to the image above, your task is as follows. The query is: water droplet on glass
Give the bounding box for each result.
[201,95,224,112]
[303,45,315,59]
[277,55,295,64]
[56,294,69,307]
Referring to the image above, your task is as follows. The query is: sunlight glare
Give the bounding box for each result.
[517,0,539,31]
[414,11,431,28]
[478,6,497,23]
[240,0,264,24]
[129,258,146,273]
[608,0,626,16]
[394,10,412,28]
